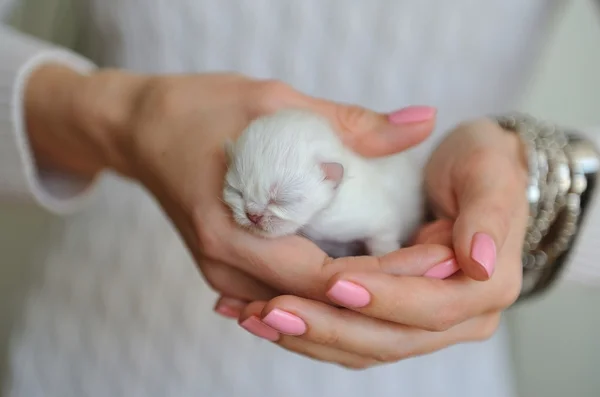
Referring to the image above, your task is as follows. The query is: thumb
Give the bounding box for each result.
[309,100,437,157]
[452,161,524,281]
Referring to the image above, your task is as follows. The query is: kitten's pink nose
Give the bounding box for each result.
[246,212,263,225]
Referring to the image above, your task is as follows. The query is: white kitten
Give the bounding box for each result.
[223,108,424,256]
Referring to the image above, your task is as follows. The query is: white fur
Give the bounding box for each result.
[223,109,424,256]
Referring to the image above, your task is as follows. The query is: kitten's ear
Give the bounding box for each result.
[320,162,344,189]
[223,139,235,163]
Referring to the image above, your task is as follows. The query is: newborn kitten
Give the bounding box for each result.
[222,108,424,256]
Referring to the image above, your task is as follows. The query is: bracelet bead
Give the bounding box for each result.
[492,113,595,299]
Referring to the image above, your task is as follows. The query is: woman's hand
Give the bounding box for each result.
[233,218,497,368]
[233,119,529,369]
[26,65,447,306]
[424,118,529,281]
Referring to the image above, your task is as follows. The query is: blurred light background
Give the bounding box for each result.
[2,1,600,396]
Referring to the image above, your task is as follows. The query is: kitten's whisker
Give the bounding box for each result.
[213,212,234,220]
[217,197,227,205]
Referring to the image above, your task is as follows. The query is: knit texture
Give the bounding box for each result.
[0,0,595,396]
[0,26,97,213]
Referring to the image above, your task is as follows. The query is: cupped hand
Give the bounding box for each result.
[27,66,526,368]
[28,66,446,306]
[74,71,443,303]
[424,118,529,281]
[231,118,529,369]
[235,215,517,368]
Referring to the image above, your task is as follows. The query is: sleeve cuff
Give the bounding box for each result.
[0,26,99,215]
[561,127,600,286]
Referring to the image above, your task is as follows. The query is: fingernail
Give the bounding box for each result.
[326,280,370,308]
[215,304,240,319]
[214,297,245,319]
[262,309,307,336]
[424,258,460,279]
[239,316,280,341]
[388,106,436,125]
[470,233,497,278]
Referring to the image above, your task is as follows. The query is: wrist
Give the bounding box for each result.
[482,117,529,179]
[492,113,595,299]
[24,64,151,179]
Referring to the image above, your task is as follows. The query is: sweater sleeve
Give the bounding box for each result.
[560,127,600,285]
[0,8,100,215]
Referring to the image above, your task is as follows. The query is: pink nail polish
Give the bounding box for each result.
[240,316,280,341]
[215,304,241,319]
[470,233,497,277]
[326,280,370,308]
[424,258,460,279]
[214,297,245,319]
[388,106,436,125]
[262,309,307,336]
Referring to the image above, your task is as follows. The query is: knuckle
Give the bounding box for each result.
[428,305,463,332]
[267,295,296,310]
[254,79,297,114]
[335,105,372,133]
[371,350,404,363]
[428,317,454,332]
[428,298,463,332]
[314,325,342,346]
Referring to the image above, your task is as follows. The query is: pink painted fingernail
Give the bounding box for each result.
[214,297,245,319]
[424,258,460,279]
[326,280,371,308]
[262,309,307,336]
[470,233,497,278]
[239,316,280,341]
[388,106,436,125]
[215,304,240,319]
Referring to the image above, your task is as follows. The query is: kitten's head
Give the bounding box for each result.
[223,111,343,238]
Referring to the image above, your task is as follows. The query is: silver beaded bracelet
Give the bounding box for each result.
[494,113,599,299]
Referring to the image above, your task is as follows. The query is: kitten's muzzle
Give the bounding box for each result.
[246,211,264,225]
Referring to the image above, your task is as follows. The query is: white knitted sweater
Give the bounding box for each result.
[1,1,599,396]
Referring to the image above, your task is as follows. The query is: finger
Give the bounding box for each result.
[275,335,379,370]
[199,261,280,302]
[241,295,501,363]
[213,296,248,319]
[423,227,454,248]
[412,219,447,244]
[324,270,512,331]
[413,219,454,246]
[238,301,378,369]
[376,243,458,279]
[413,220,459,278]
[310,101,436,158]
[260,84,436,158]
[276,312,497,368]
[452,150,528,281]
[228,227,456,301]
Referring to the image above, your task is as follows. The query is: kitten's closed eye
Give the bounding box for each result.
[269,195,294,206]
[269,182,304,206]
[274,191,308,208]
[225,185,242,197]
